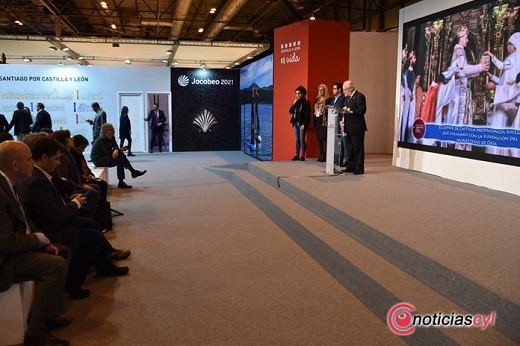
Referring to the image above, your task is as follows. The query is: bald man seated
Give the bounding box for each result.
[0,140,71,346]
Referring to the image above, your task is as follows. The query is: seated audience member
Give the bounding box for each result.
[18,137,129,299]
[51,130,99,218]
[29,134,130,259]
[0,132,14,143]
[71,134,108,200]
[0,140,71,346]
[91,123,146,189]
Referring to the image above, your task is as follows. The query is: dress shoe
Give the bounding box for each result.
[300,156,305,161]
[46,316,73,329]
[66,286,90,300]
[291,156,299,161]
[118,181,133,189]
[353,170,364,175]
[97,266,129,277]
[131,169,147,178]
[24,330,70,346]
[127,153,135,157]
[110,249,131,260]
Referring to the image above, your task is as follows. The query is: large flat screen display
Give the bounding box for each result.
[240,54,273,161]
[398,0,520,166]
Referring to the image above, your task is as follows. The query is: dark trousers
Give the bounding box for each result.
[94,152,135,181]
[120,136,132,155]
[3,246,69,336]
[150,126,164,152]
[347,132,365,172]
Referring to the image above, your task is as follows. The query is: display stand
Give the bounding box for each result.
[325,106,338,175]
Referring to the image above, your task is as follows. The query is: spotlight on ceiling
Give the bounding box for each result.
[112,42,120,48]
[100,1,108,9]
[198,28,204,33]
[48,46,58,51]
[200,63,206,70]
[111,24,117,29]
[209,7,217,14]
[78,56,85,60]
[125,59,131,65]
[23,57,32,63]
[310,14,316,20]
[166,49,173,55]
[172,61,179,65]
[15,20,23,26]
[61,47,70,52]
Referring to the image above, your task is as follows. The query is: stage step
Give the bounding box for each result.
[207,163,516,345]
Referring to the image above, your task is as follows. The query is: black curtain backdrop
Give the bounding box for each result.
[171,68,240,151]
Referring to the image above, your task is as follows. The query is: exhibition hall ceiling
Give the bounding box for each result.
[0,0,420,67]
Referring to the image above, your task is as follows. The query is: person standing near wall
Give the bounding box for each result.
[313,84,329,162]
[32,102,52,133]
[0,113,9,133]
[86,102,107,143]
[145,103,166,153]
[328,82,346,166]
[119,106,134,156]
[9,101,32,141]
[342,80,367,175]
[289,86,311,161]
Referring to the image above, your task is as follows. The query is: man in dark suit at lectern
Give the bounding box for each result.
[342,80,367,175]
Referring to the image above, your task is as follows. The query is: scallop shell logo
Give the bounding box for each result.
[178,75,190,87]
[193,109,218,133]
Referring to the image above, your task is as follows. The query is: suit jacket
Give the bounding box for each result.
[119,113,132,139]
[9,109,33,135]
[0,114,9,133]
[342,90,367,134]
[0,173,40,291]
[93,110,107,139]
[32,109,52,132]
[17,167,80,247]
[146,109,166,127]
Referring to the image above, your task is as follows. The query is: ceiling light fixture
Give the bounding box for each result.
[23,57,31,63]
[200,63,206,70]
[100,1,108,9]
[48,46,57,51]
[172,61,179,65]
[310,14,316,20]
[125,59,131,65]
[78,56,85,60]
[15,20,23,26]
[198,28,204,33]
[209,7,217,14]
[61,47,70,52]
[111,24,117,29]
[166,49,173,54]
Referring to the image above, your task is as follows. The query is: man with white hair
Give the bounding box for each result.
[91,123,147,189]
[341,80,367,175]
[0,140,71,346]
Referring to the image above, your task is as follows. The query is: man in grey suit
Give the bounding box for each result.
[0,140,70,346]
[86,102,106,143]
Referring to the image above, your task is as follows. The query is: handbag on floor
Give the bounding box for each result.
[96,199,113,231]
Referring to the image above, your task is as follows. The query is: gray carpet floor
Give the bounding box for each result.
[50,152,519,346]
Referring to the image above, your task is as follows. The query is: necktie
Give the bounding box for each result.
[156,111,159,123]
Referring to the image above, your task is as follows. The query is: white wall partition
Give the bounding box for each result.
[0,65,170,153]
